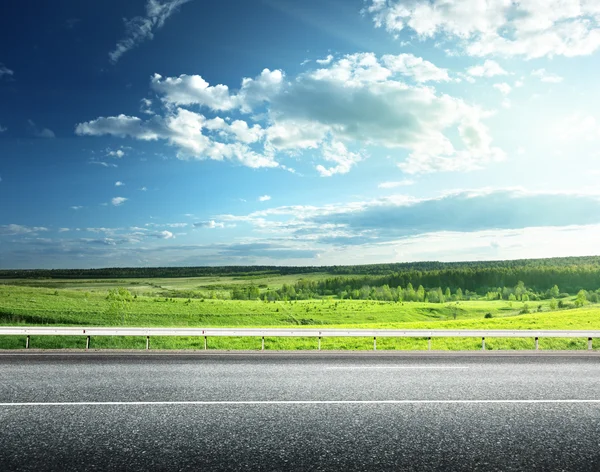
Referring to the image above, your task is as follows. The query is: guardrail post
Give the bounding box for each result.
[535,337,539,350]
[261,336,265,351]
[589,337,593,351]
[428,337,431,351]
[318,336,321,351]
[146,336,150,350]
[374,336,377,351]
[86,336,90,350]
[482,337,485,351]
[26,335,30,349]
[204,336,207,350]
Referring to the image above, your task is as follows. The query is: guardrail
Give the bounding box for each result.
[1,327,599,351]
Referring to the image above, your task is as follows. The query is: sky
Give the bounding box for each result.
[1,0,600,269]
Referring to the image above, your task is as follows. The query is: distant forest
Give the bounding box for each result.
[4,256,600,296]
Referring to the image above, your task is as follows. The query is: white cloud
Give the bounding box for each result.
[0,64,13,78]
[0,224,48,236]
[28,120,55,138]
[76,108,279,169]
[140,98,155,115]
[381,53,450,82]
[531,68,564,83]
[111,197,128,206]
[58,228,70,233]
[367,0,600,59]
[76,52,503,175]
[316,141,364,177]
[258,195,272,202]
[70,206,83,210]
[140,186,148,191]
[107,149,125,158]
[150,68,284,113]
[274,53,503,174]
[90,160,118,168]
[115,181,125,186]
[109,0,193,64]
[378,180,415,188]
[493,82,512,95]
[467,60,507,77]
[193,220,225,229]
[316,54,334,65]
[153,230,174,239]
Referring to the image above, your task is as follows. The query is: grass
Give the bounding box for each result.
[0,282,597,351]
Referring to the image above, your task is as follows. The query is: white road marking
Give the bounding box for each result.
[1,399,600,407]
[326,366,469,369]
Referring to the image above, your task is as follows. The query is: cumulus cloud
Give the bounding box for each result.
[111,197,127,206]
[258,195,272,202]
[150,68,284,113]
[107,149,125,158]
[193,220,225,228]
[531,68,564,83]
[28,120,55,138]
[493,82,512,95]
[109,0,193,64]
[467,60,508,77]
[366,0,600,59]
[151,230,174,239]
[115,181,125,186]
[76,52,503,175]
[316,141,364,177]
[140,98,155,115]
[316,54,334,65]
[76,109,278,169]
[382,53,450,82]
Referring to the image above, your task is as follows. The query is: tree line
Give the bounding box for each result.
[5,256,600,295]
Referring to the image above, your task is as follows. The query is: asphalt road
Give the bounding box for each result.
[1,352,600,471]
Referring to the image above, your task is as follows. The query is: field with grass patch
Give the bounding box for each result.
[1,278,597,351]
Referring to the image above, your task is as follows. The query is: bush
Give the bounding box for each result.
[484,313,493,319]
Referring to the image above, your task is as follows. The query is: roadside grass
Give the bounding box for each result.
[0,283,597,351]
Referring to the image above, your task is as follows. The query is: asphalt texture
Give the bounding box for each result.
[2,352,600,471]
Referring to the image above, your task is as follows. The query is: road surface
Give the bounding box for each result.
[1,351,600,471]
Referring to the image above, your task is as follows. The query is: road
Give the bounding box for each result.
[1,351,600,471]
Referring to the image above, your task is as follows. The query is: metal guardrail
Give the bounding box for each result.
[1,327,599,351]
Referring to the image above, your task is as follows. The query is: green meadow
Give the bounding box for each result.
[1,276,598,351]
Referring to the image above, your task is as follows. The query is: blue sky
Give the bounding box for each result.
[1,0,600,268]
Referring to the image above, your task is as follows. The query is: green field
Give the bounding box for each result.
[1,275,598,351]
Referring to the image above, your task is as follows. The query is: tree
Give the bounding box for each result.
[549,298,557,310]
[575,290,587,307]
[549,285,560,298]
[514,281,527,301]
[416,285,425,302]
[405,283,416,302]
[455,288,463,300]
